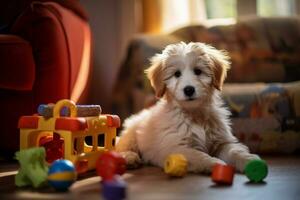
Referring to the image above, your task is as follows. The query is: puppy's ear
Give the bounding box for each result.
[145,56,166,98]
[206,46,230,91]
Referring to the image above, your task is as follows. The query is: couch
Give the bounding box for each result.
[0,1,92,155]
[113,17,300,154]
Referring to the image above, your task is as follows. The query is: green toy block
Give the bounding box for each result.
[15,147,49,188]
[244,159,268,183]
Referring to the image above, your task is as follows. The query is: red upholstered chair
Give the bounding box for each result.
[0,1,92,155]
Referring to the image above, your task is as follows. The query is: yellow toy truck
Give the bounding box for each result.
[18,99,120,172]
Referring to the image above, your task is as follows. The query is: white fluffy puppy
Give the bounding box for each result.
[116,42,260,173]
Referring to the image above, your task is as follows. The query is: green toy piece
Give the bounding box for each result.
[15,147,49,188]
[244,159,268,183]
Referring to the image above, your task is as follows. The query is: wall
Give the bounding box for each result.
[79,0,138,112]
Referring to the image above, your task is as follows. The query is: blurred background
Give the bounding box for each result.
[79,0,300,112]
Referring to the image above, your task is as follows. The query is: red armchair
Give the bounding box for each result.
[0,1,92,155]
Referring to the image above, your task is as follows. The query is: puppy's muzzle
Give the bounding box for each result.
[184,86,195,97]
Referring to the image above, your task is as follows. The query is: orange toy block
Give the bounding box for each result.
[211,164,235,185]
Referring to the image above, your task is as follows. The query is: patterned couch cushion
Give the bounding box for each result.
[223,82,300,153]
[190,17,300,83]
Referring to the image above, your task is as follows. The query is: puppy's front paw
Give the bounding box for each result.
[236,154,260,172]
[119,151,142,169]
[205,158,226,174]
[191,157,226,174]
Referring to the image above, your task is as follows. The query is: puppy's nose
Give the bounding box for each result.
[184,86,195,97]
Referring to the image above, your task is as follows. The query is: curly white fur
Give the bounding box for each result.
[116,42,259,173]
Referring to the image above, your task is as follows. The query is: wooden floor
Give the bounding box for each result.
[0,156,300,200]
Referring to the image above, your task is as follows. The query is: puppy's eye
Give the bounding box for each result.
[194,68,202,76]
[174,70,181,78]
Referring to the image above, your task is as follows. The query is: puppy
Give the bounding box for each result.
[116,42,260,173]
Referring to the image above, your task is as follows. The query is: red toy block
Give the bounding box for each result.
[96,152,126,181]
[211,164,235,185]
[18,116,39,129]
[55,117,88,131]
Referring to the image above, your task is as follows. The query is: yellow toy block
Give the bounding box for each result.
[164,154,188,177]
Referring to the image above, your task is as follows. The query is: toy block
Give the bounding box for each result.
[38,104,102,117]
[244,159,268,182]
[164,154,187,177]
[96,152,126,181]
[211,164,235,185]
[102,175,127,200]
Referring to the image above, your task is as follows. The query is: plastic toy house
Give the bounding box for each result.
[18,99,120,171]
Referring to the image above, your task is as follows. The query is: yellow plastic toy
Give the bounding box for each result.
[18,99,120,172]
[164,154,187,177]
